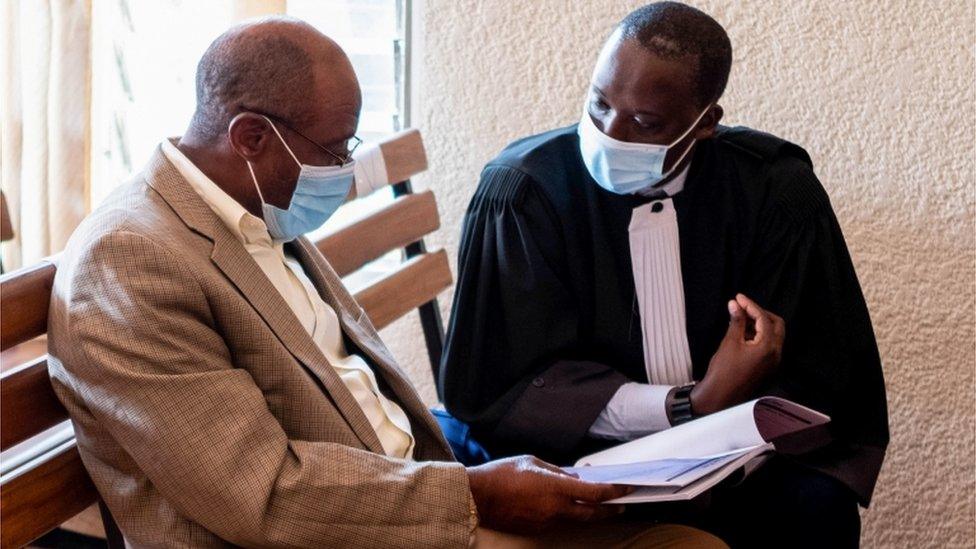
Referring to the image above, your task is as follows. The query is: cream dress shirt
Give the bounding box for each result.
[161,139,415,459]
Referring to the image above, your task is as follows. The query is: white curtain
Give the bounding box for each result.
[233,0,286,20]
[1,0,92,271]
[0,0,292,272]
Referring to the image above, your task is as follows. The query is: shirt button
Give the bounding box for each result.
[532,377,545,388]
[651,202,664,213]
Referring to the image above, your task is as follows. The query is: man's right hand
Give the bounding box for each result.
[465,456,632,534]
[691,293,785,416]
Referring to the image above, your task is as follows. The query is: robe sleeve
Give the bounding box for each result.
[441,165,629,461]
[742,155,889,505]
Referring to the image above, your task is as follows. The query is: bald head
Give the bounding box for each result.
[189,17,357,142]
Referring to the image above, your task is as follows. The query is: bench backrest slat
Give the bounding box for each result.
[0,444,99,548]
[354,249,453,331]
[1,357,69,451]
[1,261,56,352]
[318,190,439,277]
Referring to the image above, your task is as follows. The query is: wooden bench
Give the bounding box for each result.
[0,129,451,548]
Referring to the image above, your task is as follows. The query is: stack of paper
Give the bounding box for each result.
[565,397,830,503]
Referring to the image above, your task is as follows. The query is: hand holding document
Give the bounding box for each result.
[565,397,830,503]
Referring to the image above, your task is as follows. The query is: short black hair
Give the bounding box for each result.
[190,24,316,141]
[618,2,733,106]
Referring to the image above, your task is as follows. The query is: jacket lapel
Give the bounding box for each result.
[144,147,385,455]
[289,238,454,457]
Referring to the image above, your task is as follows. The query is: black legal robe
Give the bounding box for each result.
[440,124,889,505]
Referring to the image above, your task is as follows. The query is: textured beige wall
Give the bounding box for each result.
[377,1,976,546]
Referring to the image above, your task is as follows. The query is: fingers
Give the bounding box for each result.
[733,294,786,355]
[734,293,766,320]
[770,310,785,338]
[725,299,746,339]
[735,294,771,343]
[555,476,634,503]
[531,457,579,478]
[559,502,626,522]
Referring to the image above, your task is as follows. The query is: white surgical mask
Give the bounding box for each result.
[246,115,354,242]
[578,104,711,194]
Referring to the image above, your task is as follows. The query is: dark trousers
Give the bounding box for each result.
[624,457,861,548]
[697,457,861,549]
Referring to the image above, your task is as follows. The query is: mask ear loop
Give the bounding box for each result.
[651,105,713,188]
[260,115,302,167]
[244,115,301,207]
[666,104,713,147]
[246,161,267,205]
[652,139,696,188]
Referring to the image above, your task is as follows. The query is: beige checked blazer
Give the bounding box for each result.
[47,147,475,548]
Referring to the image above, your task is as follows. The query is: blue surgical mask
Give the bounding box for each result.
[577,105,710,195]
[246,116,354,242]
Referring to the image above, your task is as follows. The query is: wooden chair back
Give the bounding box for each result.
[0,128,451,547]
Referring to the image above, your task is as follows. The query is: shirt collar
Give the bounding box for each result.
[161,138,276,248]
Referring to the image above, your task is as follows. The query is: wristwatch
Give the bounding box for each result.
[666,382,697,426]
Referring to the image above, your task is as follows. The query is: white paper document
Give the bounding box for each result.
[567,397,830,503]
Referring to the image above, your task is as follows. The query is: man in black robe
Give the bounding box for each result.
[440,2,889,547]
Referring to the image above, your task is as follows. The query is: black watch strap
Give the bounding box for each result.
[667,382,696,426]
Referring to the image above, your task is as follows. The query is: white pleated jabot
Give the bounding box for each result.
[628,175,694,386]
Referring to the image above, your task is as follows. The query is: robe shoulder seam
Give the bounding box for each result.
[476,163,540,206]
[763,155,833,227]
[714,125,813,167]
[471,163,567,259]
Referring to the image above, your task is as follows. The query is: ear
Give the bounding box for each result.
[695,104,724,140]
[228,112,276,161]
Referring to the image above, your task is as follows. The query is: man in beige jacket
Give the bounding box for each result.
[47,17,723,548]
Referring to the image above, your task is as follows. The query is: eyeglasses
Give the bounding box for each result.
[249,110,362,166]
